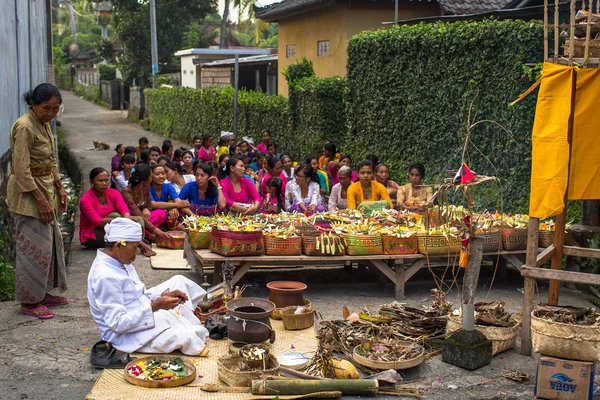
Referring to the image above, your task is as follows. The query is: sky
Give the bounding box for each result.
[218,0,280,22]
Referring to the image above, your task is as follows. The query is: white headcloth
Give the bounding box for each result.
[104,218,143,243]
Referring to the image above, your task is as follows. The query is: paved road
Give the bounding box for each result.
[0,92,597,399]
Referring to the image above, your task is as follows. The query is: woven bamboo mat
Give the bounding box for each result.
[86,320,318,400]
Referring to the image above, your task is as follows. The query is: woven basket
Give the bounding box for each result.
[343,233,383,256]
[217,354,280,387]
[293,221,319,235]
[531,313,600,361]
[272,299,312,320]
[381,233,418,255]
[416,233,461,256]
[264,235,302,256]
[476,230,502,253]
[538,230,578,248]
[280,306,315,330]
[302,233,345,256]
[209,229,264,256]
[501,228,528,251]
[446,313,520,356]
[186,230,211,249]
[156,231,185,249]
[564,38,600,57]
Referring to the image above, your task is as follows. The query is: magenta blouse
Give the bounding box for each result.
[220,177,261,208]
[79,188,130,244]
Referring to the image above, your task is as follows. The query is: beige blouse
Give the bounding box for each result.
[7,110,60,219]
[396,183,433,207]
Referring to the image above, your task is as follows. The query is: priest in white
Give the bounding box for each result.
[87,218,209,355]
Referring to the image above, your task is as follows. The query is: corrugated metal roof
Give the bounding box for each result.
[201,54,278,67]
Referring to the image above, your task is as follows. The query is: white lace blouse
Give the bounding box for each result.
[285,181,322,210]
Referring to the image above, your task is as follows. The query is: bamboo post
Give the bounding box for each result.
[584,0,594,66]
[554,0,560,62]
[568,0,576,66]
[544,0,549,61]
[251,379,379,396]
[521,217,539,355]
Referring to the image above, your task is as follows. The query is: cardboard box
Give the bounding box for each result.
[535,356,595,400]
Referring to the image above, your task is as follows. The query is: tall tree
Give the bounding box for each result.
[219,0,230,48]
[112,0,214,83]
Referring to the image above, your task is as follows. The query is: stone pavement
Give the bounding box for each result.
[0,92,597,399]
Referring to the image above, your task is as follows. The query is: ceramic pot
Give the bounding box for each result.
[267,281,307,308]
[226,298,276,344]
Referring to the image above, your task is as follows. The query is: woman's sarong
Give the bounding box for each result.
[13,212,67,304]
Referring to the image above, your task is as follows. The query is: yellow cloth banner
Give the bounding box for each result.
[529,63,600,218]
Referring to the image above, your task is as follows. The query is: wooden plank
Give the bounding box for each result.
[544,0,549,61]
[231,261,254,286]
[368,259,397,284]
[536,244,555,267]
[503,254,525,272]
[521,277,536,356]
[563,246,600,259]
[395,259,404,300]
[521,266,600,286]
[403,259,427,283]
[554,0,559,62]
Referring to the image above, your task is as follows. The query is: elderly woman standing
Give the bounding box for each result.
[328,166,352,211]
[7,84,69,319]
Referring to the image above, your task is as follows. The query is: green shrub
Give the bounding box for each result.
[145,86,289,145]
[98,63,117,81]
[345,19,544,213]
[55,65,72,91]
[282,57,315,84]
[75,83,111,109]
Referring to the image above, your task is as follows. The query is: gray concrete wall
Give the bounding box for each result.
[0,0,51,186]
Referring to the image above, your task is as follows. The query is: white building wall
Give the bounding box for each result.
[180,55,199,88]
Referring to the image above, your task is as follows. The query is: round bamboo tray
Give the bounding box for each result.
[280,306,315,330]
[353,343,424,370]
[217,354,280,387]
[501,228,528,251]
[416,233,461,255]
[271,299,312,320]
[446,313,519,355]
[538,230,577,248]
[264,235,302,256]
[531,313,600,361]
[124,356,196,388]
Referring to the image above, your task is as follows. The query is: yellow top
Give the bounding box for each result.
[216,145,229,161]
[396,183,433,207]
[347,181,392,209]
[7,110,60,219]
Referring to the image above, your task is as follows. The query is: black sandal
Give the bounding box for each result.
[209,324,228,340]
[90,340,135,369]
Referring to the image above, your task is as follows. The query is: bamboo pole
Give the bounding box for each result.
[554,0,560,62]
[251,379,379,396]
[544,0,549,61]
[584,0,594,65]
[569,0,576,66]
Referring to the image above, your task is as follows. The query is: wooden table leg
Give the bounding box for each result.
[395,259,405,300]
[213,261,223,285]
[231,261,254,286]
[521,277,535,356]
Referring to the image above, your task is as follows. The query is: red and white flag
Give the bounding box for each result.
[454,163,475,185]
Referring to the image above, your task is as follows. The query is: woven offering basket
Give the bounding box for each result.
[381,233,418,255]
[123,355,196,388]
[271,299,312,320]
[475,230,502,253]
[538,230,577,248]
[209,229,264,256]
[343,233,383,256]
[353,343,424,370]
[446,313,520,356]
[301,232,345,256]
[217,354,280,387]
[264,235,302,256]
[280,306,315,330]
[501,228,528,251]
[156,231,186,250]
[531,312,600,361]
[416,233,461,256]
[564,38,600,57]
[186,230,211,249]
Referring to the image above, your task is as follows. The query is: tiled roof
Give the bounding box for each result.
[438,0,515,15]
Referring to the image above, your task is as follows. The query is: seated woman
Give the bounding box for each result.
[322,142,342,186]
[260,156,288,198]
[328,166,353,211]
[149,165,190,229]
[339,155,358,182]
[120,164,171,243]
[261,176,285,214]
[80,167,154,256]
[179,163,227,215]
[280,153,295,183]
[307,157,330,196]
[112,154,136,191]
[375,163,400,200]
[397,163,433,212]
[164,162,195,195]
[88,218,209,358]
[347,160,393,210]
[180,150,194,174]
[220,156,261,214]
[285,164,325,213]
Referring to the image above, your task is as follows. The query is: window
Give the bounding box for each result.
[317,40,330,56]
[190,69,194,75]
[183,70,187,74]
[286,44,296,59]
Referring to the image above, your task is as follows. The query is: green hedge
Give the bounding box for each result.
[287,76,347,159]
[345,19,544,212]
[75,83,110,109]
[55,65,72,91]
[98,63,117,81]
[145,86,289,145]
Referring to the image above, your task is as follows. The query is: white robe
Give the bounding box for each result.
[87,250,208,355]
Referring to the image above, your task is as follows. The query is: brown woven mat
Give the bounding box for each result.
[86,320,318,400]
